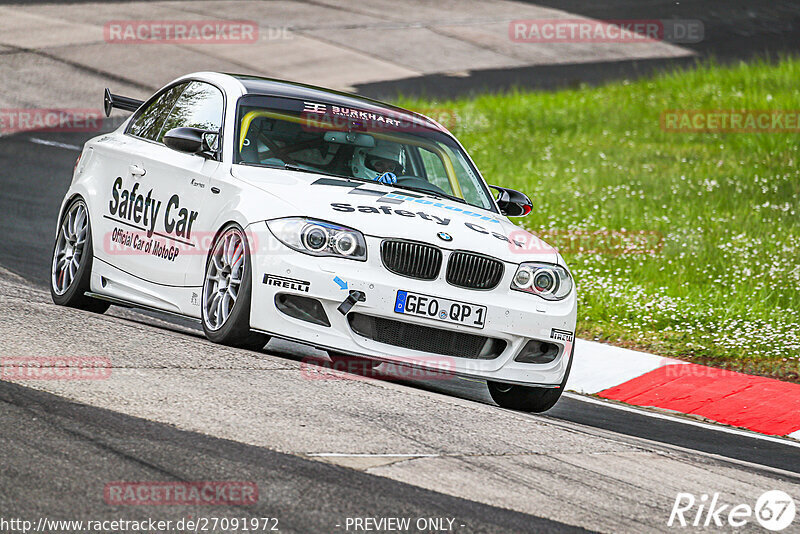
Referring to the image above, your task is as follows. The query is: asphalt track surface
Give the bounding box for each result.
[3,0,799,101]
[0,381,582,533]
[2,128,800,531]
[355,0,800,98]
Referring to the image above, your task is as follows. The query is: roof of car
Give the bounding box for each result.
[228,73,445,132]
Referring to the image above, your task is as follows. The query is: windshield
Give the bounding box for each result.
[234,95,495,211]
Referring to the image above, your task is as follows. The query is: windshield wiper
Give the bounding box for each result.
[282,163,353,180]
[241,161,356,181]
[389,183,469,205]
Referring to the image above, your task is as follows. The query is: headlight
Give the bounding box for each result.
[511,262,572,300]
[267,218,367,260]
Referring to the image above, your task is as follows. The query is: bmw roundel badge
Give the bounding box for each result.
[437,232,453,242]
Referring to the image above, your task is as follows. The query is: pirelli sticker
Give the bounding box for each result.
[263,274,310,293]
[551,328,574,342]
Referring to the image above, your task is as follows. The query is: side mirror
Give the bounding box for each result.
[163,127,219,159]
[490,185,532,217]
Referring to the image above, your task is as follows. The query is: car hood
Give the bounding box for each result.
[232,165,557,264]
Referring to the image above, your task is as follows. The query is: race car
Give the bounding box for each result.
[51,72,577,412]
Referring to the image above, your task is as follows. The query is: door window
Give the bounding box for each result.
[127,83,188,141]
[156,81,224,143]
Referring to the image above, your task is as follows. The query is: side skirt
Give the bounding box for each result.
[84,291,202,323]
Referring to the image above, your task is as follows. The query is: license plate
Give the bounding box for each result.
[394,290,486,329]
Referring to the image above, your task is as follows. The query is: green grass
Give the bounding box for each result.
[399,57,800,380]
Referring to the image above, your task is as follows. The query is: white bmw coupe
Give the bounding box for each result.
[51,72,577,411]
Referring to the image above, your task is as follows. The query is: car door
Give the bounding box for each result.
[120,80,227,288]
[95,82,188,281]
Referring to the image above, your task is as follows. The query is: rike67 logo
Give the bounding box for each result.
[668,490,796,531]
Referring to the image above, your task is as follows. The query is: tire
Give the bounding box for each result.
[201,224,270,350]
[488,343,574,413]
[328,352,379,375]
[50,198,110,314]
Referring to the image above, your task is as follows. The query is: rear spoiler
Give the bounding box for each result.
[103,88,144,117]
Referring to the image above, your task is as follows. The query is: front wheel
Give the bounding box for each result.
[487,382,564,413]
[488,344,574,412]
[201,224,269,350]
[50,198,110,314]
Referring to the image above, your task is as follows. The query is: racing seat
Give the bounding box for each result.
[240,117,269,164]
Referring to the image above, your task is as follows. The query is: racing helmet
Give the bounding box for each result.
[351,141,405,180]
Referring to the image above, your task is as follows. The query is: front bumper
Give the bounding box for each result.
[248,224,577,386]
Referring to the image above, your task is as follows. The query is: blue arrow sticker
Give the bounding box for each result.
[333,276,348,290]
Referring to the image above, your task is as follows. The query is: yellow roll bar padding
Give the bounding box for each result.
[238,110,464,199]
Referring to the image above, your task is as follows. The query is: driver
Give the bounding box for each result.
[351,141,405,180]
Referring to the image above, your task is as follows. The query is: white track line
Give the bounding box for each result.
[308,453,439,458]
[29,137,81,151]
[564,392,800,449]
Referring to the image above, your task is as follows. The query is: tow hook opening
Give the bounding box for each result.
[337,290,366,315]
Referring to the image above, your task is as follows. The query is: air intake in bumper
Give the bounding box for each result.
[275,294,330,327]
[348,313,505,359]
